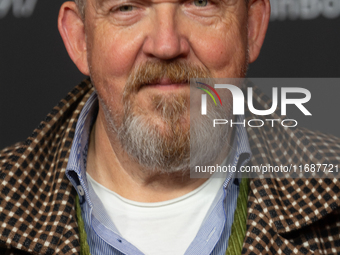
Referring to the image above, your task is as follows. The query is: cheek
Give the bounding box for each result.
[86,24,146,115]
[197,37,230,69]
[90,27,143,79]
[201,36,244,69]
[190,20,247,76]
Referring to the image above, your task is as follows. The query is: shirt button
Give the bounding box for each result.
[77,185,85,196]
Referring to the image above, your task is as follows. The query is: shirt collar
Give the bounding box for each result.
[66,91,98,205]
[218,115,252,188]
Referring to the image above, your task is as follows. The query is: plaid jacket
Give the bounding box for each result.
[1,79,340,255]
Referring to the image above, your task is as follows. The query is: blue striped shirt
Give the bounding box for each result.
[66,92,252,255]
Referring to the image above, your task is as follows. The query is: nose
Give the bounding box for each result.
[142,5,190,60]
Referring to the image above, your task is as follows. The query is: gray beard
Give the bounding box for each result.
[94,59,246,174]
[101,95,232,174]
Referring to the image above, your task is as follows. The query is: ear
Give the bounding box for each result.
[247,0,271,63]
[58,2,90,76]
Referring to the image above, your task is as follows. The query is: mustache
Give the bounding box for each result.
[123,60,212,99]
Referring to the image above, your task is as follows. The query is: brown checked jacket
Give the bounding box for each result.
[1,79,340,255]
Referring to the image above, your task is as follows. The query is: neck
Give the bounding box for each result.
[86,110,208,203]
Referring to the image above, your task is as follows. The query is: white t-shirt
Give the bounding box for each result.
[87,172,226,255]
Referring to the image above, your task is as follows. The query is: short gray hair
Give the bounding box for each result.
[74,0,85,18]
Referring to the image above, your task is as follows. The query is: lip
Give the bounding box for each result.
[142,78,189,90]
[145,83,188,90]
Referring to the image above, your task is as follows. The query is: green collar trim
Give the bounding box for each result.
[225,178,249,255]
[76,195,91,255]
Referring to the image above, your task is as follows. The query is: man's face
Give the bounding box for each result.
[82,0,249,172]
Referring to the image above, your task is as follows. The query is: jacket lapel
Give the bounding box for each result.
[0,79,93,254]
[242,86,340,254]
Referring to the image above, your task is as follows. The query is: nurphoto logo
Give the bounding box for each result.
[197,83,312,128]
[190,78,339,179]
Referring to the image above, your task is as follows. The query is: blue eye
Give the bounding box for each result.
[194,0,208,7]
[119,5,134,12]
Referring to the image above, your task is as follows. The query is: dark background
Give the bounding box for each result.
[1,0,340,149]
